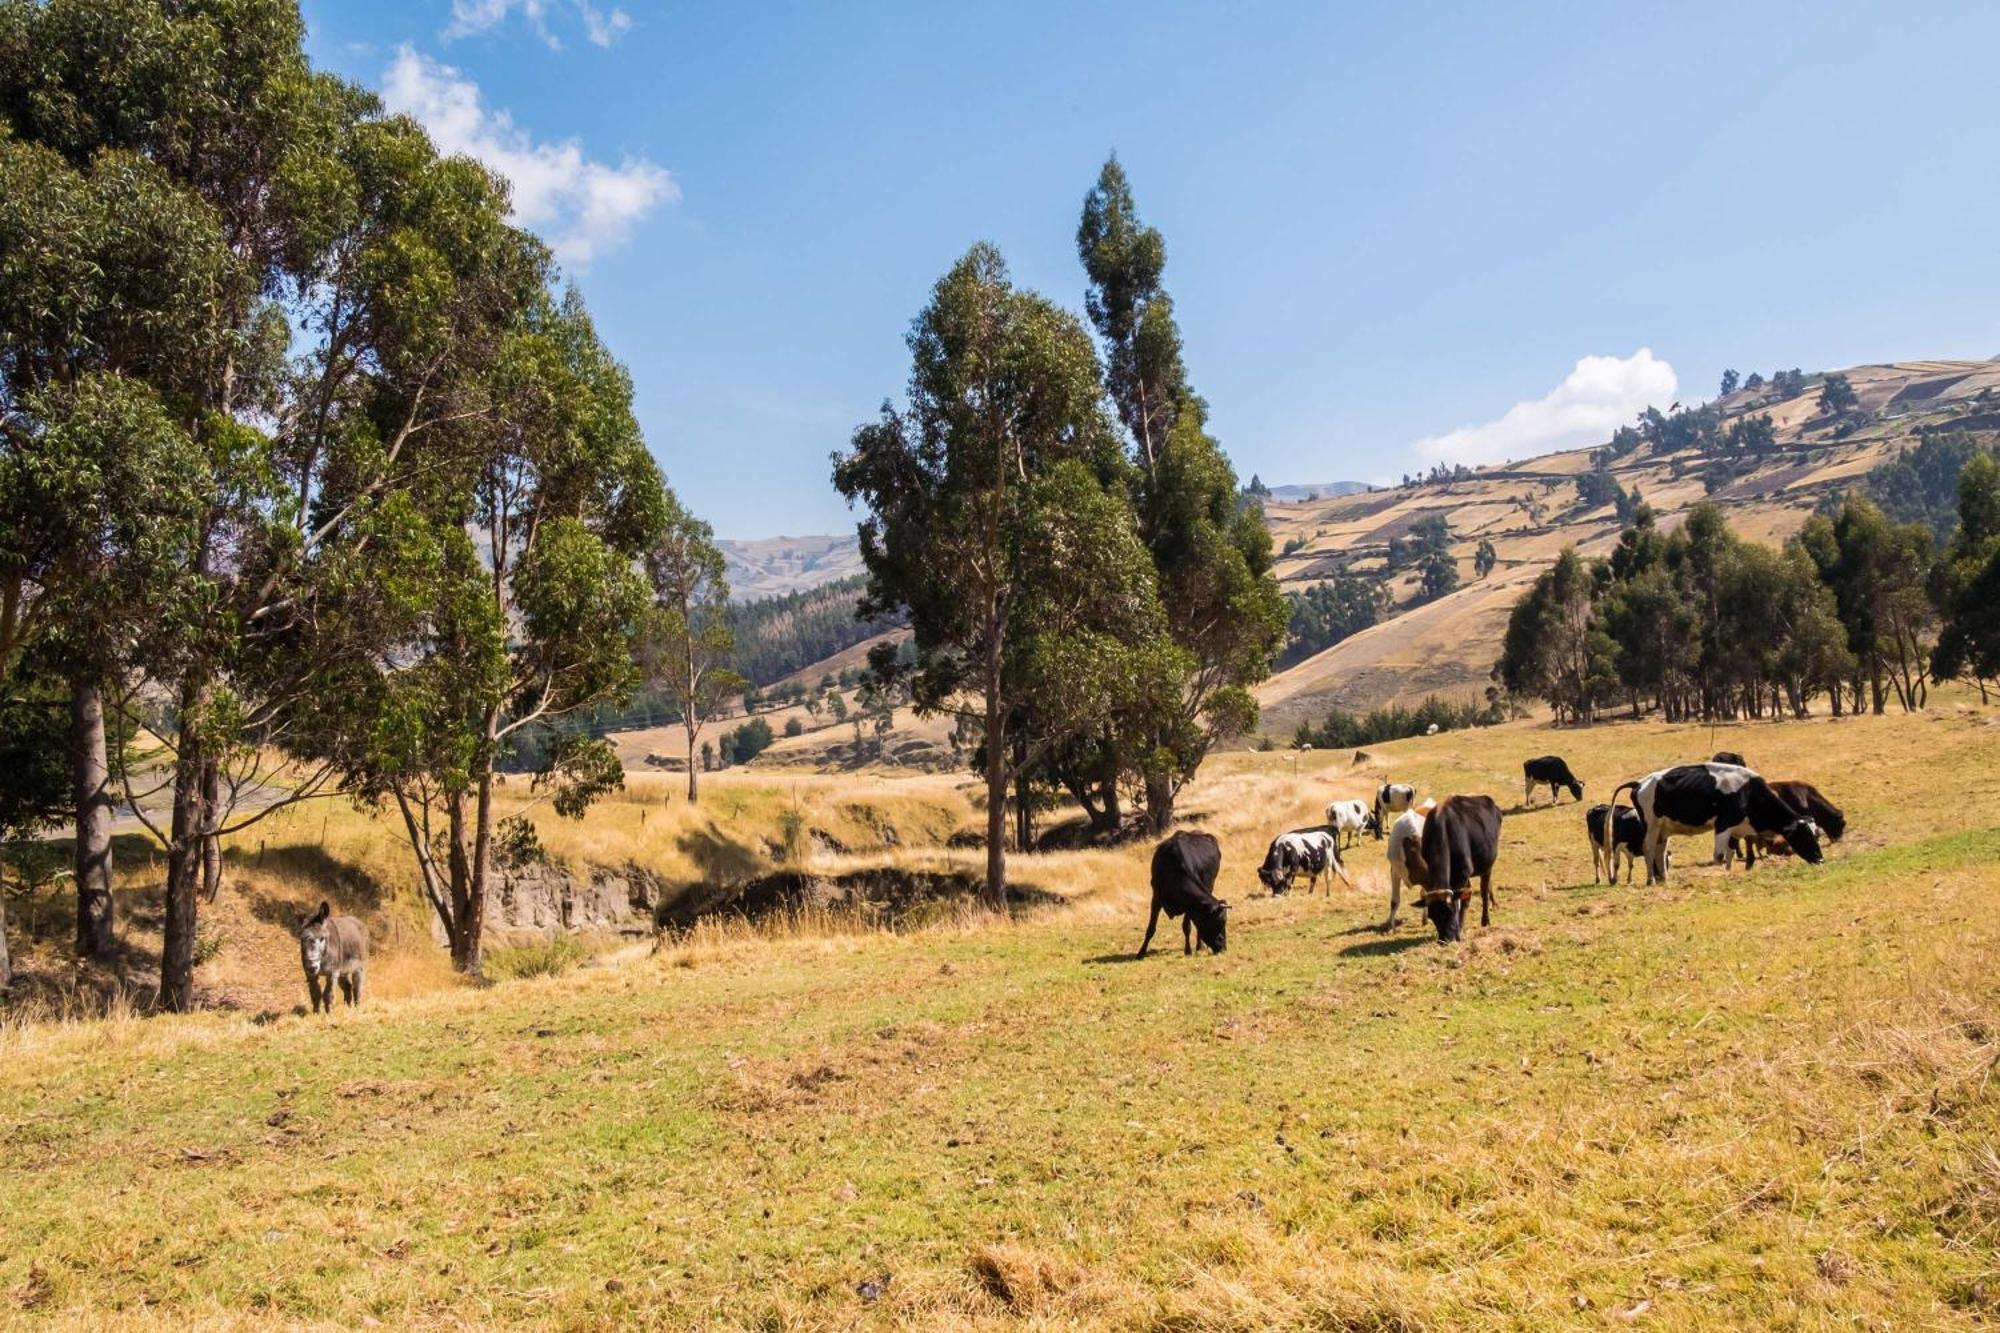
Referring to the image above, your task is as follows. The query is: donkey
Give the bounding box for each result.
[298,901,368,1013]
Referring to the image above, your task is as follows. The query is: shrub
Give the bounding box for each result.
[485,935,590,981]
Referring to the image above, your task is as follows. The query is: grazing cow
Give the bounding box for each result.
[1721,780,1846,866]
[1710,751,1746,767]
[1425,723,1440,735]
[1139,831,1229,958]
[1373,782,1417,839]
[1523,755,1584,806]
[1259,829,1354,895]
[1585,802,1648,884]
[1323,798,1376,848]
[1607,763,1823,885]
[1382,807,1426,929]
[1402,795,1502,942]
[298,901,368,1013]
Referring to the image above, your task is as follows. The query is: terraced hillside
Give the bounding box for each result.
[1256,359,2000,735]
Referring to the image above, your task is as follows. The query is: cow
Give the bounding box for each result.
[1258,829,1354,895]
[1710,751,1746,767]
[1323,798,1376,848]
[1373,782,1417,840]
[1523,755,1584,806]
[1425,723,1440,735]
[1606,762,1823,885]
[1721,780,1846,867]
[1138,831,1229,958]
[298,901,368,1013]
[1382,807,1426,929]
[1585,802,1648,884]
[1402,795,1502,942]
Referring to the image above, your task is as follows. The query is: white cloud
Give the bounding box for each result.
[445,0,633,49]
[381,46,676,265]
[1413,349,1678,468]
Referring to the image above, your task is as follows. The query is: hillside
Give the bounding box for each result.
[717,533,863,599]
[1255,358,2000,736]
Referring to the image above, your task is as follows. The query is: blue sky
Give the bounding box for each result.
[304,1,2000,537]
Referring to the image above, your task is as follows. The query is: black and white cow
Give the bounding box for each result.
[1373,782,1417,840]
[1323,798,1376,848]
[1710,751,1746,767]
[1258,829,1352,895]
[1382,807,1427,929]
[1138,831,1229,958]
[1585,802,1648,885]
[1721,780,1846,866]
[1402,795,1503,942]
[1523,755,1584,806]
[1607,762,1823,885]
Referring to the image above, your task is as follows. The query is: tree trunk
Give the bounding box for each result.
[460,711,500,978]
[159,693,208,1013]
[1144,770,1174,836]
[981,694,1008,913]
[0,890,10,991]
[70,680,116,959]
[684,717,699,802]
[445,791,479,974]
[199,757,223,902]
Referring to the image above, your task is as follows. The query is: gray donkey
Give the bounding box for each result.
[298,901,368,1013]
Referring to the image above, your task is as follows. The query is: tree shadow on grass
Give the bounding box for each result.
[676,824,767,883]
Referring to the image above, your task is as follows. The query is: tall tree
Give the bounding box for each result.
[1930,452,2000,699]
[834,244,1162,906]
[640,495,743,801]
[1076,157,1284,830]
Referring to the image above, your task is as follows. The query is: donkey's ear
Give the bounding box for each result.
[310,901,331,925]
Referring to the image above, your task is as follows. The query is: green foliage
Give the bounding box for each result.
[1819,372,1859,418]
[1292,694,1501,750]
[1282,571,1386,666]
[1474,539,1498,579]
[493,815,547,870]
[1928,453,2000,688]
[725,576,901,687]
[1719,368,1740,396]
[719,716,775,765]
[1854,431,1994,543]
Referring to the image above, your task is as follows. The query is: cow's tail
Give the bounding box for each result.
[1603,780,1641,880]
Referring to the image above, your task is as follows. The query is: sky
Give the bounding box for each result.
[304,1,2000,537]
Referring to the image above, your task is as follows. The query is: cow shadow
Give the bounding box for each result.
[1081,952,1146,966]
[1336,934,1432,958]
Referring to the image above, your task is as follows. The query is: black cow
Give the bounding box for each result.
[1585,802,1647,884]
[1138,831,1229,958]
[1403,795,1502,942]
[1710,751,1746,767]
[1723,780,1846,866]
[1523,755,1583,806]
[1608,762,1823,884]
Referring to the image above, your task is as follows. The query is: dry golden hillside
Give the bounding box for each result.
[1255,358,2000,735]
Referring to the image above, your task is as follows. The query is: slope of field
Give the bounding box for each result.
[8,704,1998,1327]
[1256,358,2000,734]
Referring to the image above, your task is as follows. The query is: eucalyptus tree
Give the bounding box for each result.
[1929,453,2000,700]
[1077,158,1284,830]
[639,496,743,801]
[835,244,1166,906]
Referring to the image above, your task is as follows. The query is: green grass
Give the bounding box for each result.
[3,711,1998,1328]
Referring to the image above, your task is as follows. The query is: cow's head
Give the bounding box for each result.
[298,901,333,973]
[1784,818,1825,865]
[1564,779,1584,802]
[1423,889,1464,942]
[1256,856,1290,894]
[1364,811,1382,838]
[1193,899,1229,953]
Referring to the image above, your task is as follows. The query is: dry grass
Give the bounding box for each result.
[2,703,1999,1327]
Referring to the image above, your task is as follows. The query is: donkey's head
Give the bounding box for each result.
[298,901,333,973]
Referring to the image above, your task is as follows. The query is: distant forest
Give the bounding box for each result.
[727,575,904,687]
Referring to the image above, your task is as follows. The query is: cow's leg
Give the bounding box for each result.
[1644,825,1667,884]
[1137,902,1161,959]
[1479,873,1492,928]
[1524,776,1533,806]
[1183,917,1195,956]
[1384,866,1402,930]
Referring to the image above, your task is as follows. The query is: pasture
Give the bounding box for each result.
[3,706,1998,1328]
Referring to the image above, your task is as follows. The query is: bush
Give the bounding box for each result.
[1292,695,1502,749]
[485,935,590,981]
[784,716,804,737]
